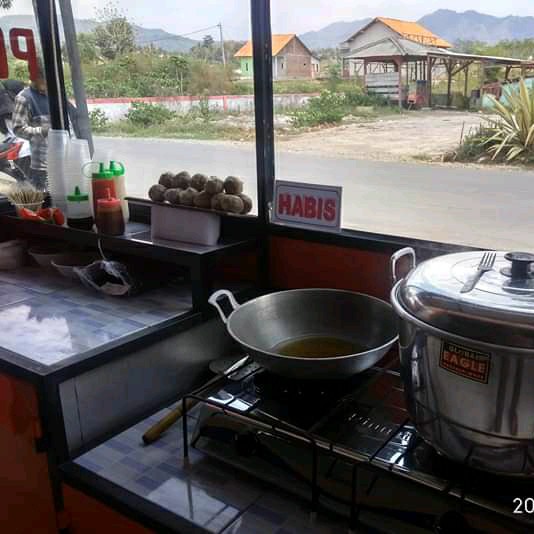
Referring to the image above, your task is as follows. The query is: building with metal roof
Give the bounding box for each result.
[340,17,530,108]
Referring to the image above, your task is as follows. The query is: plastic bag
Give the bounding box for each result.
[75,259,137,296]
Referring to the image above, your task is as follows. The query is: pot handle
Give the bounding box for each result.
[208,289,240,324]
[391,247,416,284]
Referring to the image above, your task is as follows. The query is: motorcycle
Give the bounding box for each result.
[0,130,31,183]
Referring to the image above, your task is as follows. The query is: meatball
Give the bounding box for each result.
[224,176,244,195]
[220,194,245,214]
[193,191,213,209]
[237,193,253,214]
[191,173,208,192]
[175,171,191,190]
[148,184,166,202]
[204,177,224,195]
[211,192,225,210]
[178,187,198,206]
[158,172,175,189]
[164,188,181,205]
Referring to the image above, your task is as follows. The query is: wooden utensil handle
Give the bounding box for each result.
[142,397,198,445]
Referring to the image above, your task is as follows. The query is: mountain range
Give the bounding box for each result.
[0,14,197,53]
[300,10,534,50]
[2,10,534,56]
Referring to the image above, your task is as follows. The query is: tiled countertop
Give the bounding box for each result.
[63,403,347,534]
[0,266,193,376]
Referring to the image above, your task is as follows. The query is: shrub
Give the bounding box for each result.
[290,90,346,127]
[126,102,176,127]
[482,79,534,162]
[188,62,234,96]
[455,126,492,162]
[89,108,109,131]
[344,87,387,107]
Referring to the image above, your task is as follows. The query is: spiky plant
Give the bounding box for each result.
[483,79,534,163]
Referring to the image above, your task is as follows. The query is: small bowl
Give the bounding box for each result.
[51,253,99,280]
[28,245,68,269]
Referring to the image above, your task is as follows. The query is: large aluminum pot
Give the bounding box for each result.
[209,288,398,380]
[391,248,534,476]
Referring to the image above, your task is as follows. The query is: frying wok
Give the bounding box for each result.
[209,289,398,380]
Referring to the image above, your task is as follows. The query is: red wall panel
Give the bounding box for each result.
[269,236,392,300]
[0,373,58,533]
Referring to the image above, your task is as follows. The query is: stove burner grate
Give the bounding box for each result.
[179,356,534,533]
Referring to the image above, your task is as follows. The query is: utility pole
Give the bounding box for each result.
[218,22,226,66]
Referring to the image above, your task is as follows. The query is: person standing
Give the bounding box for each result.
[0,79,26,137]
[12,63,50,190]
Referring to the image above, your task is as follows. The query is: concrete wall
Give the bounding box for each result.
[277,38,314,80]
[88,93,316,122]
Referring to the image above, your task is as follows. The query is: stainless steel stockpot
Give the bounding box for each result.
[390,248,534,476]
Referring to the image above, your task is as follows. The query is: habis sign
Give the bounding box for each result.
[273,180,342,231]
[1,28,39,80]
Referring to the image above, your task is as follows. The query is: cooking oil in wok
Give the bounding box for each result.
[274,336,362,358]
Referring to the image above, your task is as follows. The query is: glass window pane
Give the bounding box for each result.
[271,1,534,250]
[0,2,44,196]
[64,0,258,214]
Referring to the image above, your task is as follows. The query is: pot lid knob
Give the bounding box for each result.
[502,251,534,280]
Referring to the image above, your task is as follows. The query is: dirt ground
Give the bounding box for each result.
[276,109,486,162]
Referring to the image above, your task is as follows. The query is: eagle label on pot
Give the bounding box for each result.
[439,341,491,384]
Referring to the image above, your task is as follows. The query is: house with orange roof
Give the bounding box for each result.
[234,34,320,80]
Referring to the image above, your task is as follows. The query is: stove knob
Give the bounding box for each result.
[234,432,258,457]
[434,511,470,534]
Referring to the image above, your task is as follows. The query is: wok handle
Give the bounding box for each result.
[391,247,416,284]
[208,289,240,324]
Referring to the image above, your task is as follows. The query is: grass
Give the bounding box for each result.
[95,117,254,141]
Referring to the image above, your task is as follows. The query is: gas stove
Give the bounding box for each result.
[180,356,534,533]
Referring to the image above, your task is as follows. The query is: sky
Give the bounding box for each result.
[10,0,534,40]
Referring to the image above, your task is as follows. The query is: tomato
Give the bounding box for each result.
[52,208,65,226]
[37,208,54,221]
[19,208,45,222]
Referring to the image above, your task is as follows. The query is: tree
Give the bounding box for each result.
[202,35,215,48]
[62,33,99,64]
[168,55,189,95]
[327,62,342,90]
[93,2,135,60]
[0,0,13,9]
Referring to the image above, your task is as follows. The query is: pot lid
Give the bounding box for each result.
[394,250,534,349]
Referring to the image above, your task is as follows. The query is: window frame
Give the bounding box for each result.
[250,0,482,254]
[31,0,481,256]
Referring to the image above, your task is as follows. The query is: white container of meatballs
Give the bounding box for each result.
[148,171,253,246]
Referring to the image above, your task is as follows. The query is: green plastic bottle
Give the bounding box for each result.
[67,186,94,231]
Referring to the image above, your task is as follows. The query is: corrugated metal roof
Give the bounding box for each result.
[234,34,296,57]
[377,17,452,48]
[344,37,431,60]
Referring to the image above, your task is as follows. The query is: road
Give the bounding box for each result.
[93,136,534,250]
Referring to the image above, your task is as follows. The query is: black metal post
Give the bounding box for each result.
[59,0,95,154]
[250,0,275,227]
[33,0,69,130]
[250,0,275,292]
